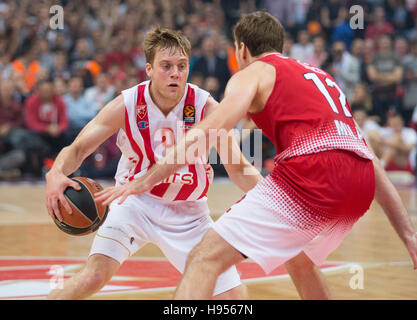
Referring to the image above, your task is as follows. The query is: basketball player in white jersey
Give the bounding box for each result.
[45,27,257,299]
[46,27,332,300]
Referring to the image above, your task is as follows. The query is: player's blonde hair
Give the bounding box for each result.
[233,10,284,57]
[144,27,191,65]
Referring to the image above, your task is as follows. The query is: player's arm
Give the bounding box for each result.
[372,155,417,269]
[355,120,417,269]
[46,94,124,222]
[204,96,263,192]
[95,65,260,205]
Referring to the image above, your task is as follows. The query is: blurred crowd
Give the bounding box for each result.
[0,0,417,181]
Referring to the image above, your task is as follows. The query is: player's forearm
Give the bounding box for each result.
[48,144,86,177]
[224,158,263,192]
[373,157,416,245]
[229,168,262,192]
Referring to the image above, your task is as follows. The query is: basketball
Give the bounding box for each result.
[54,177,109,236]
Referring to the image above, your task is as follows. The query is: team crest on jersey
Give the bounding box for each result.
[183,104,195,127]
[137,121,149,130]
[136,104,147,120]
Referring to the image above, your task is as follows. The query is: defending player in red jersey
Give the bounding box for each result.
[96,12,417,299]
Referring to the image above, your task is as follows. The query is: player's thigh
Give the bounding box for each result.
[155,216,242,272]
[153,215,212,271]
[189,228,245,270]
[155,215,243,296]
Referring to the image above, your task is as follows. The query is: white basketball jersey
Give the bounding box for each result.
[115,80,213,202]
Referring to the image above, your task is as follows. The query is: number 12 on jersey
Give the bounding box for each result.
[304,72,352,118]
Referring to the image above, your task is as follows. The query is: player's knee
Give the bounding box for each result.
[285,253,316,277]
[79,267,112,291]
[187,244,222,274]
[217,284,248,300]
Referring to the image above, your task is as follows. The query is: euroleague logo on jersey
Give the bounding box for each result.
[183,104,195,127]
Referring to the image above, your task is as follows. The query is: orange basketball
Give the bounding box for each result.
[54,177,109,236]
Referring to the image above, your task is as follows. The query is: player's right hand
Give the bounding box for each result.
[45,170,81,222]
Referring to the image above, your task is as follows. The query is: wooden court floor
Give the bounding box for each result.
[0,178,416,300]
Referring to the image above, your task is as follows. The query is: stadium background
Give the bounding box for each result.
[0,0,417,301]
[0,0,417,181]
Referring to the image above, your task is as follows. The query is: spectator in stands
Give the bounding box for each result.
[306,0,325,30]
[325,41,359,99]
[306,35,328,68]
[25,80,68,157]
[282,33,294,57]
[402,38,417,125]
[365,6,394,40]
[70,38,92,76]
[290,29,314,62]
[104,35,132,73]
[352,106,381,149]
[53,78,67,97]
[385,0,415,37]
[394,36,410,61]
[3,0,417,179]
[0,80,26,178]
[113,71,128,96]
[341,38,364,101]
[372,113,416,174]
[331,6,355,49]
[189,71,204,88]
[203,76,221,101]
[63,76,96,142]
[50,51,71,82]
[366,34,403,125]
[363,37,376,65]
[130,31,147,82]
[0,79,48,178]
[260,0,295,31]
[78,133,120,179]
[192,36,230,97]
[351,82,375,115]
[84,73,115,112]
[9,41,43,93]
[37,38,55,74]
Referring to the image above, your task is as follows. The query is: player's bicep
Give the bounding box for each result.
[206,68,258,132]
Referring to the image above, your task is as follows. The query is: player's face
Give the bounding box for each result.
[146,47,189,101]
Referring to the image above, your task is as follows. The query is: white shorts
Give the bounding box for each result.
[213,176,360,274]
[89,194,241,296]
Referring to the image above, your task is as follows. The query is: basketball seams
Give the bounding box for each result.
[63,192,95,224]
[74,178,100,221]
[54,176,108,236]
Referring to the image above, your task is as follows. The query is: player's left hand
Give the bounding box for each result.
[94,178,152,206]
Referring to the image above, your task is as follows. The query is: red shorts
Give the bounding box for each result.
[213,150,375,273]
[271,150,375,219]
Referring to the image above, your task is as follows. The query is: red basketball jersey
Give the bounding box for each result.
[249,53,373,163]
